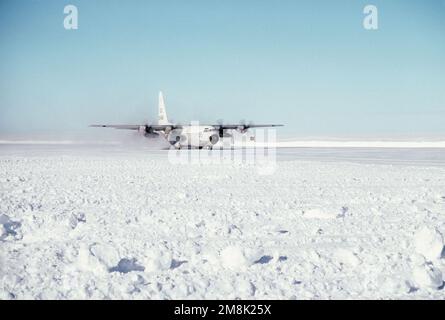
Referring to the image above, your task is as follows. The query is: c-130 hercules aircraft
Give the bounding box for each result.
[91,92,283,149]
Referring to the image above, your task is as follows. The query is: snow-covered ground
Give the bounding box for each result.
[1,144,445,299]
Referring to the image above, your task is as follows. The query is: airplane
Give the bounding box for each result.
[90,92,283,149]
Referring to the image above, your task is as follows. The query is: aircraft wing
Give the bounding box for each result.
[90,124,283,130]
[212,124,284,129]
[90,124,141,130]
[89,124,182,130]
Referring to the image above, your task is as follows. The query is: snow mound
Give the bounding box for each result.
[236,279,256,297]
[220,246,248,271]
[89,243,120,269]
[142,249,173,273]
[76,244,107,274]
[412,262,443,289]
[302,207,343,219]
[220,246,264,271]
[176,192,190,200]
[413,227,444,261]
[332,248,361,268]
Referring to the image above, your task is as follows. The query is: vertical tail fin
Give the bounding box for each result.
[158,91,170,125]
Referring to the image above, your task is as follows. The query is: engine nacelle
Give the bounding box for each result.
[209,134,219,145]
[167,131,182,145]
[144,126,159,138]
[237,125,248,134]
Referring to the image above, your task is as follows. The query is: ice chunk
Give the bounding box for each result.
[77,244,107,274]
[377,275,412,294]
[302,208,342,219]
[142,249,172,273]
[236,279,256,297]
[413,227,444,261]
[177,192,190,200]
[333,248,361,268]
[69,212,86,229]
[220,246,249,271]
[89,243,120,269]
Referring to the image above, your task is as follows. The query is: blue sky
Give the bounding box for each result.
[0,0,444,137]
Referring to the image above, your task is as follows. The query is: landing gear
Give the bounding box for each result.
[204,145,213,150]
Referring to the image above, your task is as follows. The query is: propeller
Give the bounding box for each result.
[237,119,251,133]
[216,119,225,137]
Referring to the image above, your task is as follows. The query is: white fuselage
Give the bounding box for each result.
[161,125,221,149]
